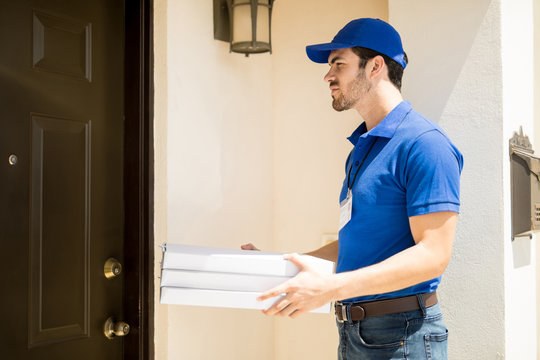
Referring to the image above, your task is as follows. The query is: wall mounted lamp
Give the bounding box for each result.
[214,0,275,56]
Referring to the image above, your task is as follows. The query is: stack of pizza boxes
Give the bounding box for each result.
[160,244,335,313]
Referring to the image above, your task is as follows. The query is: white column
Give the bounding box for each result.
[502,0,537,358]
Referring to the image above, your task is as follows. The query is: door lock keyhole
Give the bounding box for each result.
[8,154,18,166]
[104,258,122,279]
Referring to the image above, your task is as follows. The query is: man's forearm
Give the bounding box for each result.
[305,240,339,263]
[258,213,456,317]
[330,238,450,301]
[330,212,457,301]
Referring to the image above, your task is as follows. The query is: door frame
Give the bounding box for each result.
[124,0,154,358]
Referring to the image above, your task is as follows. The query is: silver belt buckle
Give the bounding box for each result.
[335,302,348,323]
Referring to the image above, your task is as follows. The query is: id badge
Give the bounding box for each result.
[339,189,352,231]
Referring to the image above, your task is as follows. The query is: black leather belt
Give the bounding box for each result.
[335,292,438,323]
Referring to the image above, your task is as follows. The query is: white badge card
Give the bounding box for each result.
[339,189,352,231]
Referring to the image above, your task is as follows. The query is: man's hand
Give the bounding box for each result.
[257,253,336,319]
[241,243,260,251]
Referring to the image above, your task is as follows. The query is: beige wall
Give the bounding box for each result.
[156,0,274,359]
[154,0,168,357]
[270,1,388,359]
[154,0,385,359]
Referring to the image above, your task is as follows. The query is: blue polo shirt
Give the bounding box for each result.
[337,100,463,303]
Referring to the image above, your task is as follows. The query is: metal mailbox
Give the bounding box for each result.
[510,127,540,238]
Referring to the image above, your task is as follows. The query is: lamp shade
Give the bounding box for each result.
[224,0,274,55]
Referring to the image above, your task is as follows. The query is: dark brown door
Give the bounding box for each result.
[0,0,126,358]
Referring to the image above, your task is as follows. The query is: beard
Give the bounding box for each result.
[331,70,370,112]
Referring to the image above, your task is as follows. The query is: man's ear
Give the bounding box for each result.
[369,56,385,79]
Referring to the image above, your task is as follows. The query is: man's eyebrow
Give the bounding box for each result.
[329,56,344,65]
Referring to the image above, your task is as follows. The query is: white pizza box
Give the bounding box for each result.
[161,244,335,277]
[160,287,332,314]
[161,269,291,292]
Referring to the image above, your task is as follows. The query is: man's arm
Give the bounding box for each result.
[305,240,339,262]
[331,211,456,299]
[241,240,339,263]
[258,211,457,318]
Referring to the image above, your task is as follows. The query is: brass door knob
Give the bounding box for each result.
[104,316,130,339]
[104,258,122,278]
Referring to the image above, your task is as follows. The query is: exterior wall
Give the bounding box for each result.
[390,0,537,358]
[389,0,504,358]
[156,1,275,359]
[155,0,539,358]
[270,1,388,359]
[154,1,386,359]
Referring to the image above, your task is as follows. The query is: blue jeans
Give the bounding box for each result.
[336,298,448,360]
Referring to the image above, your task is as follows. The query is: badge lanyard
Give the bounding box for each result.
[347,138,378,191]
[339,137,378,231]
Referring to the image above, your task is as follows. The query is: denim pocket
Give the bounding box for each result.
[424,330,448,360]
[356,319,406,350]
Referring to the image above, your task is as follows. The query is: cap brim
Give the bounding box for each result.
[306,42,352,63]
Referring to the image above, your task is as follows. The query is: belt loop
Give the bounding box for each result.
[416,294,427,318]
[345,303,352,323]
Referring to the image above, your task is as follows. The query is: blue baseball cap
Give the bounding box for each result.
[306,18,407,69]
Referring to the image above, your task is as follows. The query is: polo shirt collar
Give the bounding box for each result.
[347,100,412,145]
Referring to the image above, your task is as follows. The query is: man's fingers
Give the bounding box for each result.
[274,297,290,311]
[277,303,298,317]
[256,254,320,319]
[257,284,287,302]
[241,243,260,251]
[262,294,298,317]
[263,306,285,316]
[262,297,288,316]
[284,253,309,271]
[289,308,307,319]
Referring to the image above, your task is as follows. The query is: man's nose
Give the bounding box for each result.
[324,69,335,83]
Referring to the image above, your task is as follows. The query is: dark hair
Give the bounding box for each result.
[350,47,408,91]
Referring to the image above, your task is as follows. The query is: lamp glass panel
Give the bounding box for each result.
[256,5,270,43]
[232,3,252,43]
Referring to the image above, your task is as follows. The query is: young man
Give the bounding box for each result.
[244,18,463,359]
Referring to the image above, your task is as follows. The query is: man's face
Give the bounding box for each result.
[324,48,371,112]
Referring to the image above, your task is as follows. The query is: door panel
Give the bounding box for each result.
[0,0,125,358]
[29,114,91,348]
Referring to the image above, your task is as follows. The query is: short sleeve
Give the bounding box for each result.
[404,130,463,217]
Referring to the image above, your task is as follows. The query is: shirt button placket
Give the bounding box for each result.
[353,137,370,165]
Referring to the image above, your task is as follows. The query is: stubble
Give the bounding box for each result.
[331,69,370,112]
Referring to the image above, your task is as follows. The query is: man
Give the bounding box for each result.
[243,18,462,359]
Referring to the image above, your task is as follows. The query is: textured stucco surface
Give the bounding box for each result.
[391,0,538,358]
[390,0,506,358]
